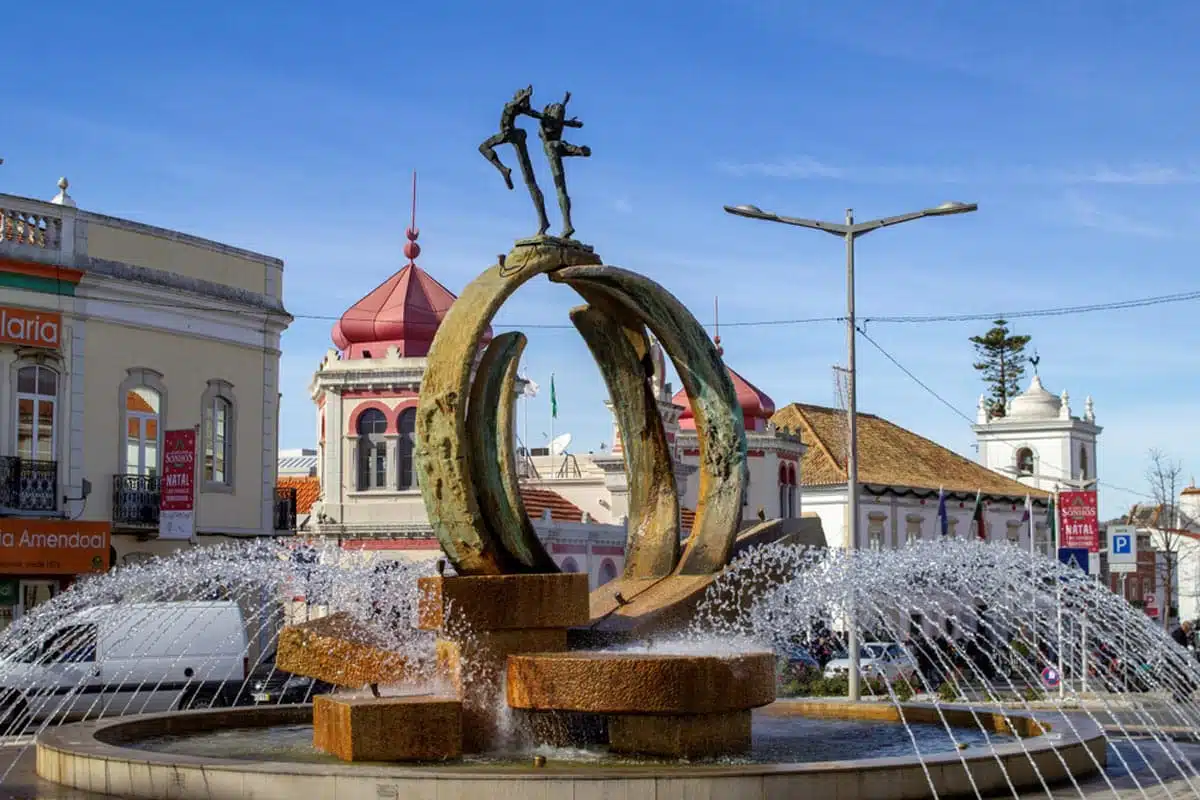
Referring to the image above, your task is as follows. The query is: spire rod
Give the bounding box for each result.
[714,296,723,356]
[403,170,421,264]
[410,171,418,233]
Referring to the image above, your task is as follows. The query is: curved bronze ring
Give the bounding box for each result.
[416,243,747,580]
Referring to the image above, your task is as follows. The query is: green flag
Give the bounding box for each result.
[550,374,557,419]
[1045,496,1055,547]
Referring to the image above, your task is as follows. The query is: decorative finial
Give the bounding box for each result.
[1084,395,1095,423]
[1030,350,1041,377]
[403,171,421,264]
[714,296,723,357]
[51,176,75,207]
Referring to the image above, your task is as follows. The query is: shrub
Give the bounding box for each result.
[892,681,915,703]
[937,682,960,703]
[1021,686,1045,702]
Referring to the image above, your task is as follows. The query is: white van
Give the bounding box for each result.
[0,601,248,729]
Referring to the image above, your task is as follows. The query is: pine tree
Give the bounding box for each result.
[970,319,1031,416]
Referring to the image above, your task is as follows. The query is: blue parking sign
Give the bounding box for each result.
[1113,533,1133,555]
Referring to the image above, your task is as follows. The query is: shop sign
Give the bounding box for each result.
[0,520,110,575]
[0,305,61,349]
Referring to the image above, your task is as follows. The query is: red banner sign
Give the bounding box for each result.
[160,429,196,540]
[1058,490,1099,552]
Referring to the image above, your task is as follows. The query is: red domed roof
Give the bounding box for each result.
[672,365,776,433]
[332,263,492,359]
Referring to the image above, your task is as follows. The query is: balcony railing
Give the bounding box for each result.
[275,486,298,531]
[0,456,58,512]
[112,475,160,528]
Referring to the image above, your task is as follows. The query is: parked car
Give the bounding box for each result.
[227,651,333,707]
[823,642,919,683]
[782,645,821,671]
[0,601,248,731]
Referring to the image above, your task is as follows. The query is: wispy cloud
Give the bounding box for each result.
[717,156,1200,187]
[1060,191,1171,238]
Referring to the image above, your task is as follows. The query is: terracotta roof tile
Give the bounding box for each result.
[278,476,321,513]
[771,402,1048,499]
[519,488,584,522]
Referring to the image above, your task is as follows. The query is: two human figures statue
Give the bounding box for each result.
[479,85,591,241]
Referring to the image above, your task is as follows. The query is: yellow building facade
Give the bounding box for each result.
[0,179,292,625]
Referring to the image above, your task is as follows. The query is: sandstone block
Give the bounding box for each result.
[313,695,461,762]
[506,651,776,714]
[609,710,751,759]
[437,628,569,753]
[276,613,413,688]
[417,573,589,631]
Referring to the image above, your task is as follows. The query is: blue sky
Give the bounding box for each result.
[4,1,1198,519]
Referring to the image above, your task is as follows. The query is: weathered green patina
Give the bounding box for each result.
[467,332,559,573]
[415,241,602,575]
[551,266,747,576]
[569,304,680,579]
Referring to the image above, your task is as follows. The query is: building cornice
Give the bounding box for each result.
[973,419,1102,436]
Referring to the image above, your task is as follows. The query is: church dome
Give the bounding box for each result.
[672,365,775,432]
[1006,375,1061,420]
[331,227,492,359]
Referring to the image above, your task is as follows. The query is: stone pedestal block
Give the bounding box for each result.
[276,613,412,688]
[507,650,774,760]
[507,651,776,714]
[417,573,590,631]
[609,710,752,759]
[437,629,568,753]
[312,695,461,762]
[418,574,589,753]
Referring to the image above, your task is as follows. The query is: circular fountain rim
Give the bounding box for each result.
[35,700,1107,798]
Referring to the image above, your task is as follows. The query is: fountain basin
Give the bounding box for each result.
[35,700,1107,800]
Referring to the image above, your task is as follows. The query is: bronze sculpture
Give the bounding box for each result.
[538,92,591,240]
[480,86,591,242]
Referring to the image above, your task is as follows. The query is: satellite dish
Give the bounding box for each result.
[550,433,573,456]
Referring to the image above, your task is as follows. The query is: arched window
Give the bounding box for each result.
[356,409,388,491]
[397,407,416,490]
[1016,447,1035,476]
[15,364,57,462]
[599,559,619,585]
[121,371,164,478]
[1078,446,1089,481]
[788,464,798,518]
[561,557,580,573]
[201,380,236,489]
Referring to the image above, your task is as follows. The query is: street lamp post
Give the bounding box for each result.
[725,201,977,701]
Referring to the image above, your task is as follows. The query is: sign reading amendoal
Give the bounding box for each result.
[0,530,107,549]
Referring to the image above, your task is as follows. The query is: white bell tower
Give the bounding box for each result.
[972,368,1101,493]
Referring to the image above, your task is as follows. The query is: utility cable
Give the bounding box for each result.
[854,325,1153,502]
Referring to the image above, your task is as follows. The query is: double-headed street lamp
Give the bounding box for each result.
[724,200,977,700]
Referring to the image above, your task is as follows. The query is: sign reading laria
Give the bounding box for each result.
[0,520,110,575]
[160,429,197,541]
[0,305,61,349]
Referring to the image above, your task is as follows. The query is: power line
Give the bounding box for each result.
[61,283,1200,333]
[854,325,1153,502]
